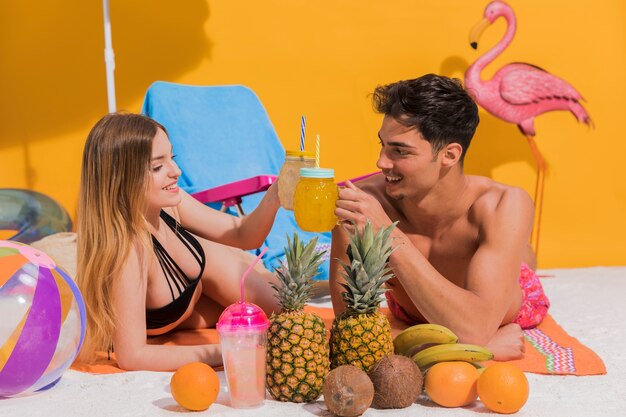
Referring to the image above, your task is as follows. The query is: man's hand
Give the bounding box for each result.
[335,180,393,232]
[486,323,525,361]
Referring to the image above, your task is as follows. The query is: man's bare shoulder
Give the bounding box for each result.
[354,172,386,197]
[468,176,533,224]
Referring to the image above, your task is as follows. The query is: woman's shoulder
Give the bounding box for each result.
[126,234,155,276]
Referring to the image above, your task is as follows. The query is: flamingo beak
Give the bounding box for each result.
[469,18,490,49]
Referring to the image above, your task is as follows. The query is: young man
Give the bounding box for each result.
[330,74,549,360]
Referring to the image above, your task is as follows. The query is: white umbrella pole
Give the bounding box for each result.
[103,0,116,112]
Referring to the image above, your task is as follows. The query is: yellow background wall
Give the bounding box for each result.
[1,0,624,267]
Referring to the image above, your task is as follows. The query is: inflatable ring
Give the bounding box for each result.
[0,189,72,243]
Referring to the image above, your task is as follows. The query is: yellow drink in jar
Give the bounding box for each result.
[294,168,338,232]
[277,151,316,210]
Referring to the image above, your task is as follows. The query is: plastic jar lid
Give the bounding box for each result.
[216,301,270,333]
[299,167,334,178]
[286,150,316,158]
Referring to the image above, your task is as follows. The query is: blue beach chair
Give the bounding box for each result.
[141,82,332,279]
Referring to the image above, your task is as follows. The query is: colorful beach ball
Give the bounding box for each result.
[0,240,86,397]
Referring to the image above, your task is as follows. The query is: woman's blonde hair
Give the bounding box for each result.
[76,113,165,362]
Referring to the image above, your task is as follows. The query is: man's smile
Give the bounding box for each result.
[385,174,403,183]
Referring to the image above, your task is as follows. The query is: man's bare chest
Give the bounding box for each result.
[399,223,479,285]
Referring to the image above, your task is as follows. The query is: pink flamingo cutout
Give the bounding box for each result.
[464,0,591,257]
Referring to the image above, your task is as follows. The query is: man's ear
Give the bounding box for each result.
[440,143,463,167]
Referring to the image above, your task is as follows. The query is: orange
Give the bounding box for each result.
[477,362,529,414]
[424,361,479,408]
[170,362,220,411]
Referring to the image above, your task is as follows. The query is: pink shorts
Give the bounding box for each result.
[385,263,550,329]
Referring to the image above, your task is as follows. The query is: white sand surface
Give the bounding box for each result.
[2,267,625,417]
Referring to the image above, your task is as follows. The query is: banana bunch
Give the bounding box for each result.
[393,324,493,372]
[394,324,458,356]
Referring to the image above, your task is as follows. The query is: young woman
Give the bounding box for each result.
[76,113,280,371]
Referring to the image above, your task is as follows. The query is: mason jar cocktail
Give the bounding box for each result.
[277,151,316,210]
[293,168,338,232]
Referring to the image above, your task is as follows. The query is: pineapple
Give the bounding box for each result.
[330,220,397,372]
[266,234,330,403]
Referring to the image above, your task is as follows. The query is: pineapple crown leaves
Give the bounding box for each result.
[339,220,398,315]
[272,233,326,311]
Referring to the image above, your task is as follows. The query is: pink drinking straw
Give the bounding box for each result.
[240,247,269,303]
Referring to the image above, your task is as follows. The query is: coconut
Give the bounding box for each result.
[323,365,374,417]
[368,354,423,409]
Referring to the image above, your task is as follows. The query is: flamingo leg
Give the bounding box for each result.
[526,136,546,259]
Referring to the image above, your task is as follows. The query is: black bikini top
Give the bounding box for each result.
[145,210,206,330]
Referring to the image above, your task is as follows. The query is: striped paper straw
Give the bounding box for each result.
[315,134,320,168]
[300,115,306,151]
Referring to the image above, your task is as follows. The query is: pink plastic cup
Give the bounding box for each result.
[216,301,269,408]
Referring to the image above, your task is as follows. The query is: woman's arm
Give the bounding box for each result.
[175,182,280,250]
[111,245,222,371]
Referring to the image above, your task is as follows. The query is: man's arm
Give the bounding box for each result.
[388,187,533,345]
[334,180,533,346]
[331,179,397,315]
[329,225,350,315]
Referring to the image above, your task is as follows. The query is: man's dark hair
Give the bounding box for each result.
[372,74,479,163]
